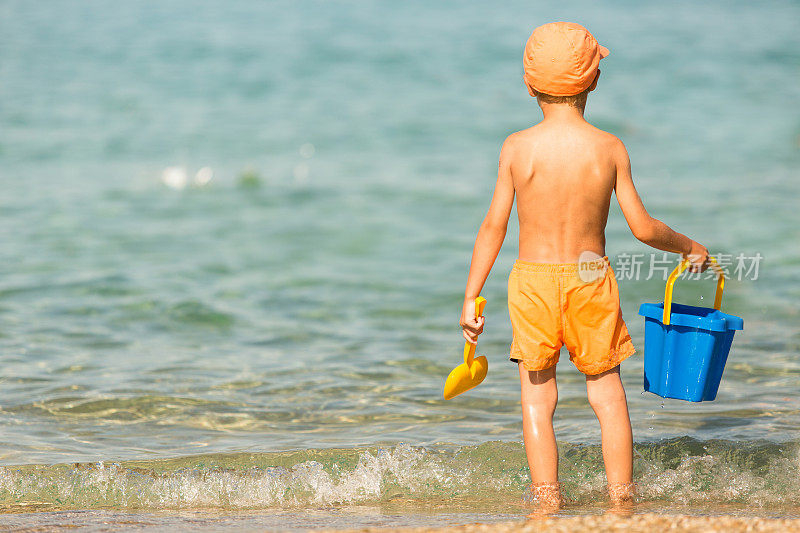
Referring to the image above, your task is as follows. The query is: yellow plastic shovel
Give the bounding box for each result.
[443,297,488,400]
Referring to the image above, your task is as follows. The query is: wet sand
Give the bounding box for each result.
[339,513,800,533]
[1,509,800,531]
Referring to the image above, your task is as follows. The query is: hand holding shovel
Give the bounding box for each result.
[443,297,488,400]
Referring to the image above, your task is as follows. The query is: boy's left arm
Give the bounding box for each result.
[460,138,516,344]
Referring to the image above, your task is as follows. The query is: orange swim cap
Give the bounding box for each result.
[523,22,609,97]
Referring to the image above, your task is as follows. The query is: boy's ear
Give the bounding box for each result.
[525,81,537,98]
[587,69,601,92]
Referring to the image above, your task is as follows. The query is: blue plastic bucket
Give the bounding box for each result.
[638,259,743,402]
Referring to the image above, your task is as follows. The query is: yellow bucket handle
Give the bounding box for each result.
[663,256,725,325]
[463,297,487,365]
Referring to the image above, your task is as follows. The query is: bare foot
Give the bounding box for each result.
[525,482,562,518]
[608,481,636,509]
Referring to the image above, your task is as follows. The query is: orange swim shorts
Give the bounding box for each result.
[508,257,635,375]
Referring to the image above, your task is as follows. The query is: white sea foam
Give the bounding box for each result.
[0,440,798,510]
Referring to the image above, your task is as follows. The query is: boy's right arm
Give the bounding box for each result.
[460,136,516,344]
[613,141,709,272]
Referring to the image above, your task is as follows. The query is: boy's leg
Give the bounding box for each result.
[585,365,634,502]
[518,362,559,485]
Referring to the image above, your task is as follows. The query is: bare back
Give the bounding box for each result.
[506,120,619,263]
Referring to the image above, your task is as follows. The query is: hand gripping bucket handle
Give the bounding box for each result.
[662,257,725,325]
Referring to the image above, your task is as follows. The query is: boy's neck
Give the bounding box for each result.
[538,102,586,122]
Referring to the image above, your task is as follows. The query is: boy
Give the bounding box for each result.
[459,22,708,508]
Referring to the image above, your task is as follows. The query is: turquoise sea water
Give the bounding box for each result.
[1,0,799,527]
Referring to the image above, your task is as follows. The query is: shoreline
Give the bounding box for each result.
[2,508,800,531]
[339,513,800,532]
